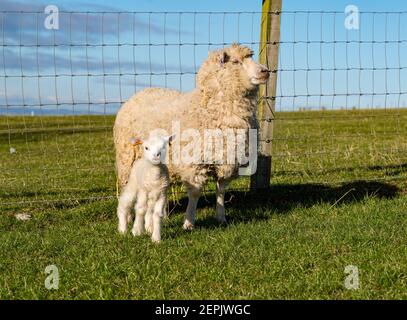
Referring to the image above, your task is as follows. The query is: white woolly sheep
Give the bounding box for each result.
[117,134,174,243]
[114,44,270,230]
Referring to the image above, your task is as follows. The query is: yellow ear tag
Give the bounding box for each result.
[130,138,143,146]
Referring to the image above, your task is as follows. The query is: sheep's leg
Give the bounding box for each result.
[151,195,166,243]
[115,143,134,191]
[183,185,201,230]
[163,205,169,219]
[117,186,137,234]
[132,190,147,236]
[215,179,229,224]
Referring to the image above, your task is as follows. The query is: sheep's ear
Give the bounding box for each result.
[130,137,143,146]
[164,134,176,145]
[218,50,228,67]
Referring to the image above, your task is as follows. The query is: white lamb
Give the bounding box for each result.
[117,134,174,243]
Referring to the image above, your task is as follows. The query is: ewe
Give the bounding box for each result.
[117,135,173,243]
[114,44,270,230]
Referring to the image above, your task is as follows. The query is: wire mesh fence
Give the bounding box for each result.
[272,10,407,186]
[1,9,406,208]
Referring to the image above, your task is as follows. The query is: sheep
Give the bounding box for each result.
[117,134,174,243]
[114,43,270,230]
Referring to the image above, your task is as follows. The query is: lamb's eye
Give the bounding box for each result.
[145,146,149,151]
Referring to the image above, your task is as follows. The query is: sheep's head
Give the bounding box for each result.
[197,43,270,93]
[130,135,175,165]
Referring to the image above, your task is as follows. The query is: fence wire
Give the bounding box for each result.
[0,10,406,208]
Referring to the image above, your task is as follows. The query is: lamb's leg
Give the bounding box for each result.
[144,198,154,234]
[151,195,166,243]
[216,179,229,224]
[117,185,137,234]
[116,143,135,223]
[183,184,201,230]
[132,190,147,236]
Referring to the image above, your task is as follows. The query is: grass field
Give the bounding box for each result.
[1,108,407,299]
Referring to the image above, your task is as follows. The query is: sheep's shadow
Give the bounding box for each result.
[167,180,401,230]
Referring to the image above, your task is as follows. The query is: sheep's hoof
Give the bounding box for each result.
[183,220,194,231]
[151,235,161,243]
[216,216,228,225]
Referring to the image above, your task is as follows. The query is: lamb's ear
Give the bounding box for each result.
[130,137,143,146]
[164,134,176,145]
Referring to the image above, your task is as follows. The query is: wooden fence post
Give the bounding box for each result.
[250,0,282,190]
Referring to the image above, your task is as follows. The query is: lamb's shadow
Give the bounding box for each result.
[168,180,400,229]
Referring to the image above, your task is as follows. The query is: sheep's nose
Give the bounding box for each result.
[259,66,270,80]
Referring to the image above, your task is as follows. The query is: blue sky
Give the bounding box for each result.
[49,0,407,13]
[1,0,407,115]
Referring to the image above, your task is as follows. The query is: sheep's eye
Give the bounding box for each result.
[145,146,149,151]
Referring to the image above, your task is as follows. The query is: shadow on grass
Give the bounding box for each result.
[168,180,401,229]
[274,162,407,178]
[1,178,401,232]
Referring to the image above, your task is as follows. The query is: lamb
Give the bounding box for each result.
[117,134,173,243]
[114,43,270,230]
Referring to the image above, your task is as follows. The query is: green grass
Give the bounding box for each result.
[1,109,407,299]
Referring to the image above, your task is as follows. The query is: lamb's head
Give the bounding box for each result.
[196,43,270,92]
[131,135,175,165]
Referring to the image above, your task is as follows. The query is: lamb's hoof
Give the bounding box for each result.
[183,220,194,231]
[131,226,144,237]
[145,224,153,234]
[118,226,127,235]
